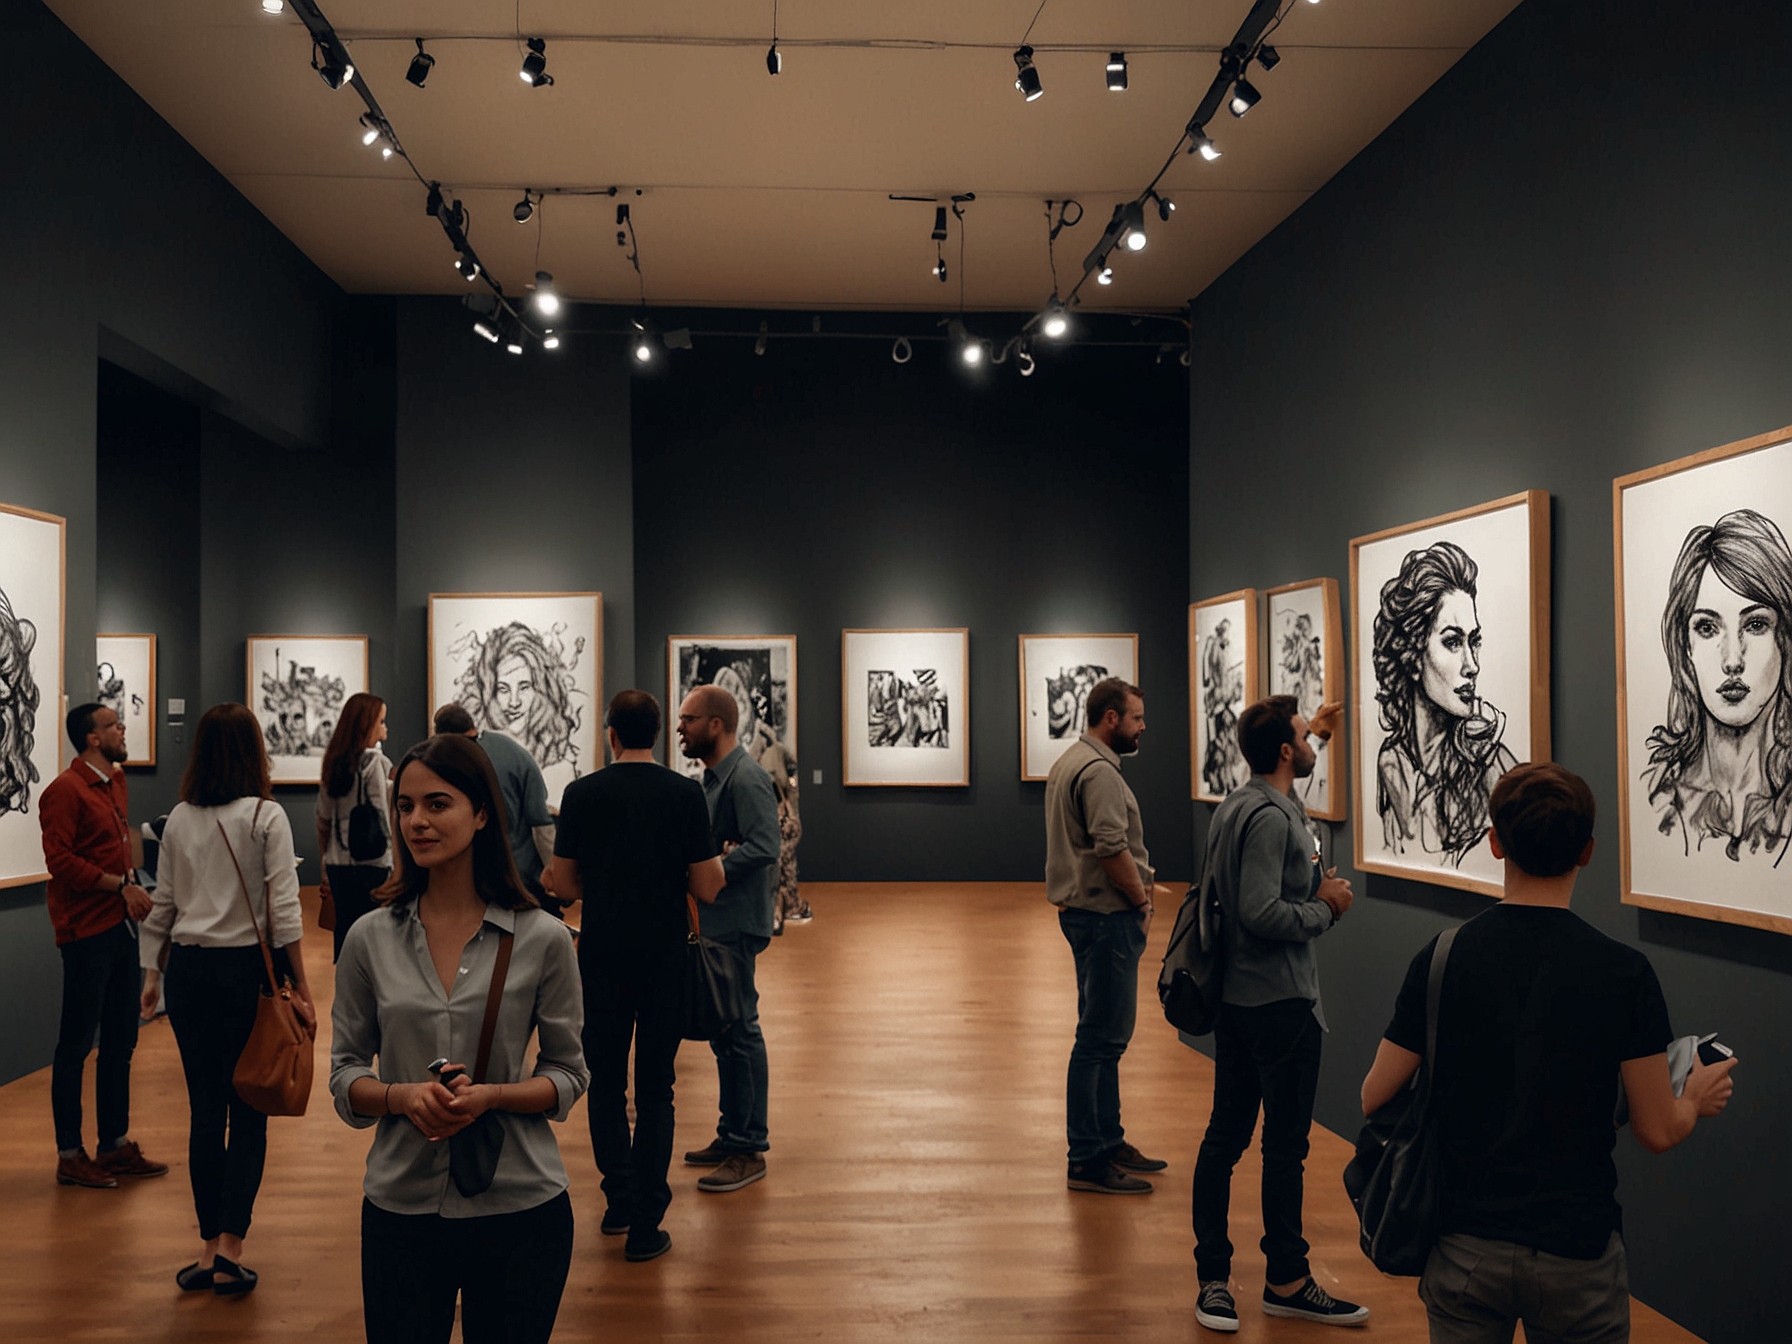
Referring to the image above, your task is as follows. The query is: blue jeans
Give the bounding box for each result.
[708,931,771,1153]
[1058,907,1146,1163]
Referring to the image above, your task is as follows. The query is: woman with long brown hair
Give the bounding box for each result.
[139,703,313,1296]
[315,692,391,960]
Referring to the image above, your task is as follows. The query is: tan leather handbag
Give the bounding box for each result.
[218,812,316,1116]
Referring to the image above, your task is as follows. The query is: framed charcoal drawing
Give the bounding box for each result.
[96,633,156,768]
[1189,591,1258,803]
[247,635,369,786]
[668,635,797,781]
[1616,426,1792,935]
[1018,633,1139,781]
[1350,490,1551,897]
[841,628,969,787]
[1266,579,1346,822]
[0,501,65,890]
[429,592,602,810]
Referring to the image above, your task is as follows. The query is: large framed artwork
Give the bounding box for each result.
[1350,490,1551,896]
[1616,426,1792,935]
[429,592,602,809]
[841,628,969,787]
[96,633,156,767]
[0,501,65,890]
[1266,579,1346,822]
[247,635,370,786]
[1018,633,1139,781]
[1189,590,1258,802]
[668,635,797,780]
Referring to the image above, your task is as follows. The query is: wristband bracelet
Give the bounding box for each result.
[385,1082,394,1114]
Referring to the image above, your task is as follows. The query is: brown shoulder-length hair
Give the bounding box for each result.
[321,692,386,798]
[180,703,273,806]
[376,734,537,916]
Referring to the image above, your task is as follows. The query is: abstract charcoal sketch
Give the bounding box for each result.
[0,588,40,818]
[260,649,347,759]
[1046,664,1108,740]
[867,669,949,749]
[1200,619,1247,796]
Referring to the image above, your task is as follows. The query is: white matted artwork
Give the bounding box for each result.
[429,593,602,810]
[1018,633,1139,781]
[248,635,369,786]
[1350,490,1550,897]
[1617,426,1792,935]
[1189,591,1258,803]
[1266,579,1346,822]
[842,628,969,787]
[668,635,797,780]
[96,633,156,767]
[0,501,65,889]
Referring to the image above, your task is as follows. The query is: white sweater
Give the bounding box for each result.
[140,797,304,969]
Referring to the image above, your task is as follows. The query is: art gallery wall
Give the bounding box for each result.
[633,325,1192,881]
[1184,1,1792,1338]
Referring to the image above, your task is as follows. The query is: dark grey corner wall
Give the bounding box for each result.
[1185,1,1792,1339]
[633,323,1192,882]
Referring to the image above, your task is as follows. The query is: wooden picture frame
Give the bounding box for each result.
[667,634,798,780]
[1016,633,1140,781]
[1616,425,1792,936]
[1264,579,1346,822]
[1189,589,1259,803]
[96,633,157,767]
[246,635,371,786]
[841,628,969,787]
[0,500,66,890]
[1350,490,1551,897]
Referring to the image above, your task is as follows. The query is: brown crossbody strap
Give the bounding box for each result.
[216,800,279,990]
[471,929,515,1086]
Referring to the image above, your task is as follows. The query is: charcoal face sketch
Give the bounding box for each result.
[1200,618,1248,796]
[1047,664,1108,739]
[452,622,586,778]
[670,637,794,780]
[1372,541,1519,866]
[0,588,41,821]
[867,669,950,748]
[259,649,347,759]
[1272,600,1328,811]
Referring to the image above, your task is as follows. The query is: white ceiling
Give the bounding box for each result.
[48,0,1523,314]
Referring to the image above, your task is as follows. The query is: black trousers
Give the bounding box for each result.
[325,864,389,963]
[1191,998,1323,1286]
[51,921,141,1153]
[164,943,281,1240]
[361,1192,574,1344]
[581,946,683,1234]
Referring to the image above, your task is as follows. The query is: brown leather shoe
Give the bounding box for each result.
[56,1149,119,1188]
[97,1141,169,1178]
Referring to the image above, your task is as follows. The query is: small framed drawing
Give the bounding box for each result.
[0,500,65,890]
[1350,490,1550,897]
[668,635,797,780]
[1189,590,1259,802]
[247,635,370,786]
[96,633,156,767]
[1616,425,1792,935]
[1265,580,1346,822]
[429,592,602,810]
[1018,633,1139,781]
[842,628,969,787]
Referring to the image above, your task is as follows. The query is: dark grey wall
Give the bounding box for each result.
[1185,2,1791,1340]
[633,327,1192,882]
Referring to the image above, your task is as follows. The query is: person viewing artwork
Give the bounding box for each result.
[315,692,393,961]
[1644,508,1792,864]
[330,733,587,1344]
[452,620,586,797]
[1373,541,1519,865]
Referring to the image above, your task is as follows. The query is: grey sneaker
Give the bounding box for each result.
[1196,1281,1239,1333]
[1262,1278,1369,1326]
[1066,1160,1152,1194]
[697,1152,767,1192]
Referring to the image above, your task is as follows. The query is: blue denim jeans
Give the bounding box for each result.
[708,931,771,1153]
[1058,907,1146,1163]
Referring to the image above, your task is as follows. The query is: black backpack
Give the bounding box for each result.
[1158,798,1276,1035]
[344,752,387,863]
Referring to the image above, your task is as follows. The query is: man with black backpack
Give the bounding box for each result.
[1191,694,1366,1332]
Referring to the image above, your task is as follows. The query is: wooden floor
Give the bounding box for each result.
[0,882,1700,1342]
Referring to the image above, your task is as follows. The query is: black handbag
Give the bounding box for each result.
[1159,799,1275,1035]
[680,895,747,1042]
[1342,925,1458,1276]
[345,754,386,862]
[449,929,513,1198]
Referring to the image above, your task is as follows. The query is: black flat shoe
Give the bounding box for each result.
[624,1229,671,1262]
[175,1262,214,1292]
[210,1255,258,1296]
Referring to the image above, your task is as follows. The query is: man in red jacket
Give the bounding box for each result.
[39,702,167,1188]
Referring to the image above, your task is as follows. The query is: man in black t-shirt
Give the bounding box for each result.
[550,690,724,1264]
[1361,763,1737,1343]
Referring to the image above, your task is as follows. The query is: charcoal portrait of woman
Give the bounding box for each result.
[453,621,586,789]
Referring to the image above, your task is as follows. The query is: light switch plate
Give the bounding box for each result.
[167,698,185,716]
[812,769,823,785]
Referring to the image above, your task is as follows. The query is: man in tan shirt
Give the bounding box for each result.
[1044,677,1165,1194]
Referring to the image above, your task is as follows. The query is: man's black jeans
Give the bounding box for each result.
[51,921,141,1153]
[1191,997,1323,1286]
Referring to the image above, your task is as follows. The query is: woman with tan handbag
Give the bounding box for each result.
[139,703,313,1297]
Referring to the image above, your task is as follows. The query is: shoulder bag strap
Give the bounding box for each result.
[1066,754,1114,834]
[687,893,702,941]
[471,928,516,1086]
[1418,925,1459,1107]
[216,808,279,991]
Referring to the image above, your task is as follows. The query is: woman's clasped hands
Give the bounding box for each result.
[391,1065,497,1141]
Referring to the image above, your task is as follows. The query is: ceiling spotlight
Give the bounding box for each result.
[520,38,553,87]
[406,39,435,87]
[359,113,381,147]
[931,206,948,242]
[962,340,985,366]
[316,46,353,90]
[513,193,535,224]
[633,337,653,363]
[261,0,284,13]
[532,271,560,317]
[472,319,500,343]
[631,318,655,364]
[767,43,781,75]
[505,330,525,356]
[1121,200,1147,252]
[1013,45,1043,101]
[1229,77,1261,117]
[543,332,561,350]
[1188,125,1222,161]
[933,255,948,283]
[1097,264,1114,286]
[1041,301,1069,339]
[1256,44,1281,71]
[1106,52,1128,92]
[1155,194,1176,223]
[455,254,479,281]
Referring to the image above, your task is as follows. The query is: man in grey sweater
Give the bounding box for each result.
[1190,694,1369,1333]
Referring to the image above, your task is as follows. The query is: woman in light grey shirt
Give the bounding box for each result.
[314,692,392,962]
[330,732,586,1344]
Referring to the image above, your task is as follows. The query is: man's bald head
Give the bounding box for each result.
[687,683,739,735]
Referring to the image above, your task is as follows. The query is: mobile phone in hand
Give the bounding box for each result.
[1696,1038,1734,1067]
[429,1057,465,1087]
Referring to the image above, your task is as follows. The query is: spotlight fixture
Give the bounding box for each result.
[1187,124,1222,161]
[1012,45,1043,101]
[261,0,284,13]
[766,43,781,75]
[1229,77,1261,117]
[455,254,479,281]
[472,319,500,343]
[513,193,535,224]
[315,42,354,90]
[1041,301,1069,339]
[1097,264,1114,286]
[543,331,561,350]
[1154,193,1175,223]
[631,317,655,364]
[962,340,985,366]
[947,318,983,366]
[1106,53,1128,92]
[1256,44,1280,71]
[933,254,948,283]
[532,271,560,317]
[505,329,525,356]
[1121,200,1147,252]
[520,38,553,87]
[406,39,435,87]
[931,206,948,242]
[359,113,381,147]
